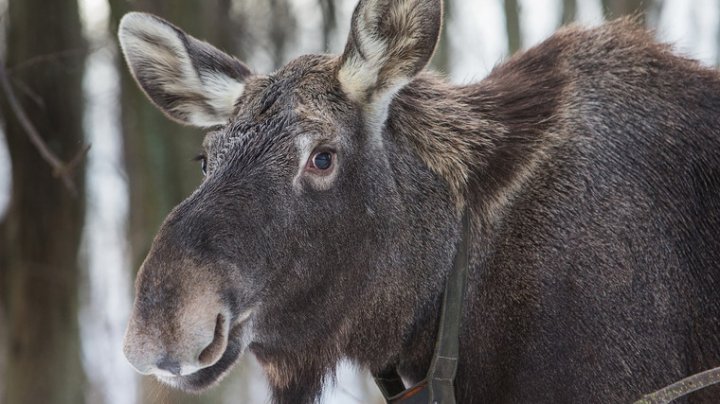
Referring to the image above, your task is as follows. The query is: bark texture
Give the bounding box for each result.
[504,0,522,54]
[602,0,650,22]
[1,0,87,402]
[562,0,577,25]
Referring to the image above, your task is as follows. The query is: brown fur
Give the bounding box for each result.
[119,3,720,402]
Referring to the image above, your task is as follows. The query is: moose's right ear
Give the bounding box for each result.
[338,0,442,129]
[118,12,252,127]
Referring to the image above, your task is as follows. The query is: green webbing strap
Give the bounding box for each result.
[374,367,409,398]
[425,209,469,403]
[374,209,471,404]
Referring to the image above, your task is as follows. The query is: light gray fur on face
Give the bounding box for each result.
[292,133,343,193]
[118,12,252,127]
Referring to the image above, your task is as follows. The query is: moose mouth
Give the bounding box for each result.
[157,314,253,392]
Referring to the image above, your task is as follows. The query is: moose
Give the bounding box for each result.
[118,0,720,402]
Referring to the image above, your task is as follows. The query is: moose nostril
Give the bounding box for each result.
[156,357,182,376]
[198,313,226,366]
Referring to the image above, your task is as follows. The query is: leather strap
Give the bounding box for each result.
[374,210,471,403]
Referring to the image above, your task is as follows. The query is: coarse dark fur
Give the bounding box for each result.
[118,1,720,402]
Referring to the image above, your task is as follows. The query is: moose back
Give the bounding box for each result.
[117,0,720,402]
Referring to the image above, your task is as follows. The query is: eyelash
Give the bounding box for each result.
[193,154,208,176]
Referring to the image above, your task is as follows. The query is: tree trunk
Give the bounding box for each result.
[108,1,250,402]
[318,0,337,52]
[602,0,650,23]
[562,0,577,25]
[431,0,452,72]
[268,0,296,68]
[717,2,720,67]
[0,217,6,399]
[0,0,87,402]
[504,0,522,55]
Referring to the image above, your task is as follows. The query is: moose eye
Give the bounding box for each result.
[307,151,334,173]
[313,152,332,170]
[194,154,208,176]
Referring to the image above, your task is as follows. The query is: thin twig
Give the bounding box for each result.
[10,77,45,110]
[0,61,89,197]
[634,366,720,404]
[6,48,86,74]
[7,41,113,74]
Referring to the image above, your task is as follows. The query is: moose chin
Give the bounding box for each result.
[117,0,720,403]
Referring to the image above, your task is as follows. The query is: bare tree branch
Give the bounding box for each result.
[504,0,521,55]
[7,47,86,74]
[562,0,577,25]
[10,77,46,110]
[0,61,89,197]
[634,366,720,404]
[318,0,336,52]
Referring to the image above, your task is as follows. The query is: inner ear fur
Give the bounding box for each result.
[118,12,252,127]
[337,0,443,108]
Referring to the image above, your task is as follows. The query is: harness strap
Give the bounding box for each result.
[374,210,471,403]
[374,367,408,398]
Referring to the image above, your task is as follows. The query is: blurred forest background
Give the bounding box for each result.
[0,0,719,403]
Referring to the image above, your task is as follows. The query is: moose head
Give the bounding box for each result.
[119,0,467,401]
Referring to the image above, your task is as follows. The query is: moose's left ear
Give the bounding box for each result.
[338,0,442,124]
[118,12,252,127]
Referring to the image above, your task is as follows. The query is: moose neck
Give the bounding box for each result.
[389,66,565,219]
[372,63,565,383]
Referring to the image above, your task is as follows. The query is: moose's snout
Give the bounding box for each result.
[123,311,229,377]
[124,313,224,377]
[123,273,232,379]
